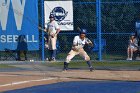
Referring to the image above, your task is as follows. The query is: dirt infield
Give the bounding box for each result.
[0,70,140,92]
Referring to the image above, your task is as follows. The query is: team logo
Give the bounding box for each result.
[51,7,68,22]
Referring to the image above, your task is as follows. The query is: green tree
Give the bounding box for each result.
[102,2,138,33]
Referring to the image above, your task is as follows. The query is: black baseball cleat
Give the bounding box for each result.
[48,58,52,61]
[62,68,68,72]
[89,67,94,72]
[51,57,56,61]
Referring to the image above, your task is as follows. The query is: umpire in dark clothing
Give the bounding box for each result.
[16,35,28,61]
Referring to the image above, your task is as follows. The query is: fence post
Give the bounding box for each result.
[41,0,45,61]
[96,0,102,61]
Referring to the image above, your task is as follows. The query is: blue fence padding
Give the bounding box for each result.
[0,0,39,50]
[92,39,106,52]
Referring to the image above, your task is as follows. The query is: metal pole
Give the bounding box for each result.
[41,0,45,61]
[96,0,102,61]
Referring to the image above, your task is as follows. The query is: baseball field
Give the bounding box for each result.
[0,61,140,93]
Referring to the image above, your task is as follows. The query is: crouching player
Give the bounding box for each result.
[63,28,94,71]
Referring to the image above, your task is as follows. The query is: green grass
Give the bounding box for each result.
[0,64,15,68]
[44,61,140,68]
[56,52,127,60]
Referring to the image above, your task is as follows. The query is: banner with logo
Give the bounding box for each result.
[0,0,39,50]
[44,1,73,31]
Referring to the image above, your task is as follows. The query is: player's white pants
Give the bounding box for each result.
[48,35,57,50]
[65,48,90,63]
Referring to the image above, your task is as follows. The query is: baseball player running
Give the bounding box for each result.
[39,14,60,61]
[63,28,94,71]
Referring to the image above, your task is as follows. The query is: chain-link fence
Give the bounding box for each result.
[1,0,140,61]
[55,0,140,61]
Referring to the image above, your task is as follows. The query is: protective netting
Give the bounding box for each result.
[1,0,140,61]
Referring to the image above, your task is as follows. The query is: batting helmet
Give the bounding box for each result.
[49,14,54,18]
[80,29,87,34]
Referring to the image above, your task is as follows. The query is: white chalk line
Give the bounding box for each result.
[0,74,20,77]
[0,78,68,87]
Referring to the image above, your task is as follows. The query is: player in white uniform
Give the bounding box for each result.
[39,14,60,61]
[63,29,94,71]
[47,14,60,61]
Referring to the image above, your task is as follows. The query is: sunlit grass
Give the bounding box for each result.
[44,61,140,68]
[0,64,15,68]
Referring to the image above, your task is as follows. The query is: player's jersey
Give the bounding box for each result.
[47,20,59,35]
[73,36,91,48]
